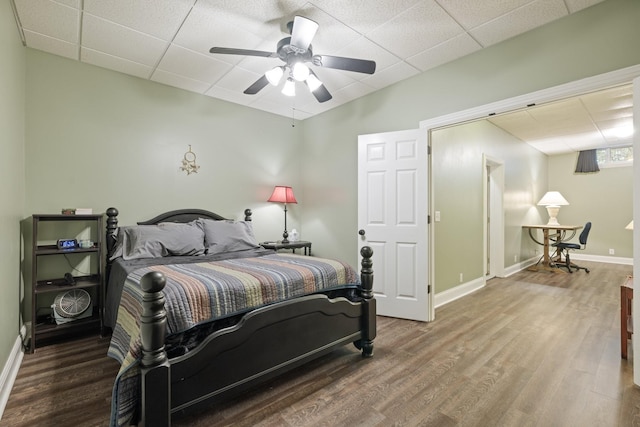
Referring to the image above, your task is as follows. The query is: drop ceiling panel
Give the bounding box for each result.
[174,3,267,59]
[470,0,568,47]
[81,47,153,79]
[311,0,423,35]
[151,69,211,94]
[156,45,231,84]
[406,33,481,71]
[488,84,634,155]
[83,0,196,40]
[23,30,78,60]
[14,0,80,43]
[367,1,465,58]
[82,14,169,66]
[438,0,534,30]
[336,37,400,74]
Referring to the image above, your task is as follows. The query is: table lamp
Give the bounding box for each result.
[268,186,297,243]
[537,191,569,226]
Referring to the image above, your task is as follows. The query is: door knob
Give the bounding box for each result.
[358,229,365,236]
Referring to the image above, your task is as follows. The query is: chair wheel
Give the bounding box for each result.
[585,269,590,273]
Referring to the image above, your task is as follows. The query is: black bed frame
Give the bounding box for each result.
[105,208,375,426]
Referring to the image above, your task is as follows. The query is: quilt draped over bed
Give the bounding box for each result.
[108,253,359,426]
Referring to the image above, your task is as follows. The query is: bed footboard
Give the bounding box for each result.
[138,246,375,427]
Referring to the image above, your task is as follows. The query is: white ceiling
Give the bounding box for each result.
[12,0,631,155]
[488,84,634,155]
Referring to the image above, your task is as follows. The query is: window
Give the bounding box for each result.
[596,145,633,167]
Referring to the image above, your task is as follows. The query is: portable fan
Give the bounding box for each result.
[52,288,92,325]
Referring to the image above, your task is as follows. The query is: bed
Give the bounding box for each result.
[104,207,375,427]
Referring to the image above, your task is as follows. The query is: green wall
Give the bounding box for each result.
[24,51,303,240]
[548,152,633,258]
[0,0,26,379]
[432,120,547,293]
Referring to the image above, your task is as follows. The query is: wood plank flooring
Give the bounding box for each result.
[3,260,639,426]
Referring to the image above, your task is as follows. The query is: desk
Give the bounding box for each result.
[621,276,633,359]
[522,224,582,272]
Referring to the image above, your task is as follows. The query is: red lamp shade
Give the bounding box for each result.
[268,186,297,204]
[268,186,297,243]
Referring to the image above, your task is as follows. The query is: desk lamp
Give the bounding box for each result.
[268,186,297,243]
[537,191,569,226]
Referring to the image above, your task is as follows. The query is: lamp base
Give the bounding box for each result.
[546,218,560,226]
[282,230,289,244]
[545,205,561,226]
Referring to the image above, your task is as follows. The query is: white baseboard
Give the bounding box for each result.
[571,253,633,265]
[501,254,632,277]
[0,326,25,421]
[434,276,485,309]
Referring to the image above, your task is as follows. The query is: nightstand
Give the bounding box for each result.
[260,241,312,255]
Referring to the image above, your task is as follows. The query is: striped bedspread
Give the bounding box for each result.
[108,253,359,426]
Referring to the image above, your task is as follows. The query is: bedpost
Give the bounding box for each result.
[359,246,376,357]
[105,207,118,282]
[244,209,252,221]
[140,271,171,427]
[106,207,118,258]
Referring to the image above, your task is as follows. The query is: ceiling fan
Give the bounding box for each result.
[209,16,376,103]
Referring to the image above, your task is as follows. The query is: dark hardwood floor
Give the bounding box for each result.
[3,260,639,426]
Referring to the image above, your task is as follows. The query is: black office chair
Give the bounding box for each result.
[552,222,591,273]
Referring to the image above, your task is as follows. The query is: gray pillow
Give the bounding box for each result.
[196,219,259,255]
[116,222,205,260]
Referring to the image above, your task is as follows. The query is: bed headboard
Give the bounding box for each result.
[105,207,253,264]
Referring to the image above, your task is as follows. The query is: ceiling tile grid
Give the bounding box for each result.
[12,0,623,155]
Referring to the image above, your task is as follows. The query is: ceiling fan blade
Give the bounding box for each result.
[306,70,332,103]
[243,75,269,95]
[313,55,376,74]
[210,47,277,58]
[310,83,332,103]
[290,16,319,50]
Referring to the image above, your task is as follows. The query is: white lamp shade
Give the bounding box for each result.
[306,73,322,92]
[537,191,569,206]
[265,66,284,86]
[281,78,296,96]
[291,62,310,81]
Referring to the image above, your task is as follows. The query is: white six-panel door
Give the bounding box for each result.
[358,129,429,321]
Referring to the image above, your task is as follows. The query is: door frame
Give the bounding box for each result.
[421,64,640,323]
[483,155,505,279]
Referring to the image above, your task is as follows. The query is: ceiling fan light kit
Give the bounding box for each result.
[209,15,376,103]
[266,66,284,86]
[282,78,296,96]
[306,73,322,92]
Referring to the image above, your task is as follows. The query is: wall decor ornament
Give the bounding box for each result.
[180,145,200,175]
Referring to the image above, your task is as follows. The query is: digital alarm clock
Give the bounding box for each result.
[57,239,78,250]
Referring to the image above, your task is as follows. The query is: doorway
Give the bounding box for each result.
[484,155,504,279]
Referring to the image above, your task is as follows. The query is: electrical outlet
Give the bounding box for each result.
[459,273,463,283]
[514,255,518,262]
[609,248,615,255]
